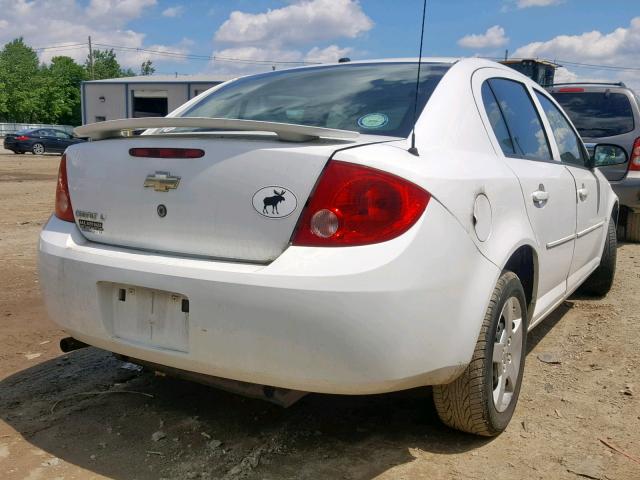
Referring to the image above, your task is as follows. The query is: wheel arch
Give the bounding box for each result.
[501,243,539,321]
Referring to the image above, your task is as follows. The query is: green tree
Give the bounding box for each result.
[0,38,41,122]
[85,48,137,79]
[0,80,8,120]
[86,48,120,79]
[43,56,86,125]
[140,59,155,76]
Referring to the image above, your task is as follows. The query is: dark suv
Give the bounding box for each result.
[549,82,640,241]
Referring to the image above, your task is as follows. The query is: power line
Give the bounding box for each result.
[33,43,87,51]
[28,41,640,72]
[556,59,640,73]
[489,56,640,73]
[93,42,319,65]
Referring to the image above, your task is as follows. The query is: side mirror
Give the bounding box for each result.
[591,144,628,168]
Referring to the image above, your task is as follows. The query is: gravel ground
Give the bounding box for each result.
[1,149,639,480]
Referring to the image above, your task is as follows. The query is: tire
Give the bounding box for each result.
[32,143,45,155]
[433,271,528,436]
[580,219,617,296]
[626,211,640,243]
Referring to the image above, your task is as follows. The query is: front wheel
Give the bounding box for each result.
[433,271,528,436]
[32,143,45,155]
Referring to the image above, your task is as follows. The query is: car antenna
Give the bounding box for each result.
[408,0,427,157]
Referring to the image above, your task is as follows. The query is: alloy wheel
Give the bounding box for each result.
[492,296,524,413]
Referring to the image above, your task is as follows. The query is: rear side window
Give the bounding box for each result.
[551,91,634,137]
[535,92,587,167]
[483,78,552,161]
[53,130,70,139]
[481,83,515,155]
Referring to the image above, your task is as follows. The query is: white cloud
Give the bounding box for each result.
[215,0,373,47]
[458,26,509,49]
[210,0,372,74]
[0,0,188,69]
[553,67,579,83]
[501,0,563,12]
[513,17,640,91]
[517,0,563,7]
[162,5,183,18]
[305,45,352,63]
[86,0,157,25]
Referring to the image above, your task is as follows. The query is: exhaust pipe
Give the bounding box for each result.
[60,337,89,353]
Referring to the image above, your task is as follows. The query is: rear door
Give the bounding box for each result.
[476,72,577,318]
[534,90,605,288]
[39,129,59,152]
[53,130,74,152]
[550,88,638,181]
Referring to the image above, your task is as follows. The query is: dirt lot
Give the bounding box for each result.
[0,149,639,480]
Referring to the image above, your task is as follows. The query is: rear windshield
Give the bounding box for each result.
[180,62,451,138]
[551,91,635,138]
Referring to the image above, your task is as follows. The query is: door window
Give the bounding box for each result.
[485,78,552,161]
[535,92,587,167]
[53,130,71,139]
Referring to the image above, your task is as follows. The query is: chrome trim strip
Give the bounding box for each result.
[546,234,576,249]
[577,221,605,239]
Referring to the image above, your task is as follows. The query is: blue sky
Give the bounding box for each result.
[0,0,638,88]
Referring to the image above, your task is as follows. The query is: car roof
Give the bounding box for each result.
[232,57,520,83]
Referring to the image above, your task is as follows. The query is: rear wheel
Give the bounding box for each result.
[32,143,45,155]
[626,211,640,243]
[580,219,616,296]
[433,271,527,436]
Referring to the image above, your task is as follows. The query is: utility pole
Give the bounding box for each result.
[88,36,95,80]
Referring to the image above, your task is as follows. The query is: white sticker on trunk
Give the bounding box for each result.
[252,186,297,218]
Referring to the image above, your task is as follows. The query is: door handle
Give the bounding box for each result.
[532,186,549,206]
[578,184,588,201]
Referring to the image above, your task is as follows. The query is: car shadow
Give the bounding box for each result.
[2,301,574,480]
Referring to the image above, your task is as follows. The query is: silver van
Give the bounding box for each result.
[549,82,640,241]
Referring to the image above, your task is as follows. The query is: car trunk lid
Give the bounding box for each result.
[65,133,379,263]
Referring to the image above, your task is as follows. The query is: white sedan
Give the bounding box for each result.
[39,58,621,436]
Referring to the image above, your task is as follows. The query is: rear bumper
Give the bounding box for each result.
[38,202,499,395]
[611,172,640,210]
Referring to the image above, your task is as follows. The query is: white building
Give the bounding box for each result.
[81,74,236,125]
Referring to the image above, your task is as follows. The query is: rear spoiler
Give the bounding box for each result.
[74,117,360,143]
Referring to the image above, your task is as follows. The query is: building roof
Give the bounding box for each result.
[85,74,238,84]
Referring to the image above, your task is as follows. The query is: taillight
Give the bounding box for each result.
[291,160,430,247]
[55,154,75,222]
[129,148,204,158]
[15,135,29,141]
[629,137,640,171]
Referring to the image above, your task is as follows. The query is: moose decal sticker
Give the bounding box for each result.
[252,186,297,218]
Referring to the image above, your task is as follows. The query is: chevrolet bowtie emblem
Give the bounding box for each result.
[144,171,181,192]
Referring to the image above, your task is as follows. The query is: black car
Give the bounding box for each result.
[3,128,85,155]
